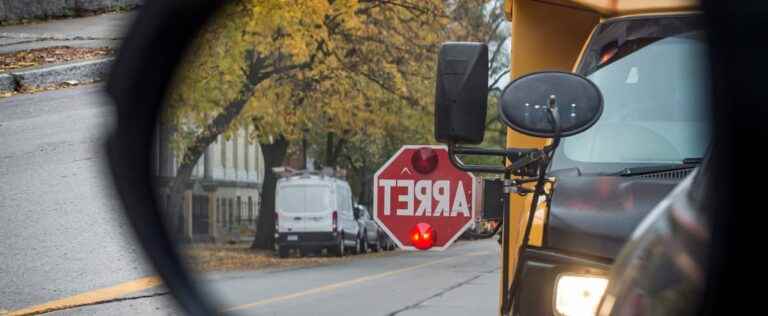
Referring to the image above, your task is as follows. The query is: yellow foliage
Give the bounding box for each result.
[164,0,502,169]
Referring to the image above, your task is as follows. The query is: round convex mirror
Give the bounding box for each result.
[499,71,604,138]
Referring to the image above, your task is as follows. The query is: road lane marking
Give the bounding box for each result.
[5,276,162,316]
[223,251,491,312]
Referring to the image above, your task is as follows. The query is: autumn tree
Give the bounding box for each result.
[163,0,451,248]
[332,0,509,204]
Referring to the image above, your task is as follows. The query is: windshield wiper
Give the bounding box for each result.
[611,157,703,177]
[682,157,703,164]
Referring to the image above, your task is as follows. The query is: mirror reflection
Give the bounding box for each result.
[151,0,508,313]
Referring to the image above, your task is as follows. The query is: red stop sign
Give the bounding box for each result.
[373,145,476,250]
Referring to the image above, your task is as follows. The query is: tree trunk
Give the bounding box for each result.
[167,155,197,241]
[324,133,346,168]
[251,136,289,249]
[325,133,335,167]
[358,165,373,207]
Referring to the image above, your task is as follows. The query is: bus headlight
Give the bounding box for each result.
[554,274,609,316]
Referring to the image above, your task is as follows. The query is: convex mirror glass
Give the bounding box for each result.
[499,71,604,138]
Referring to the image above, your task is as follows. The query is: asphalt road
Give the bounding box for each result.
[208,240,499,316]
[0,85,501,315]
[53,239,499,316]
[0,85,170,312]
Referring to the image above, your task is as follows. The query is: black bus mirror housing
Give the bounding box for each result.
[434,42,489,144]
[499,71,603,138]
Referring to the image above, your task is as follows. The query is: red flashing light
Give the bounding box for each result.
[410,222,436,250]
[411,147,439,174]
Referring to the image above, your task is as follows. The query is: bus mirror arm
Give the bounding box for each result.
[446,144,552,175]
[448,144,520,174]
[447,96,562,175]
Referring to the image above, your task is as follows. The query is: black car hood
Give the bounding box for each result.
[546,175,681,260]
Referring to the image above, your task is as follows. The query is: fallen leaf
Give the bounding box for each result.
[0,46,114,72]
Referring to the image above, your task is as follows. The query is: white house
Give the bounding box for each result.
[154,126,266,242]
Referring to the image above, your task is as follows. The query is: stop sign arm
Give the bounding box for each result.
[447,143,544,174]
[446,145,507,173]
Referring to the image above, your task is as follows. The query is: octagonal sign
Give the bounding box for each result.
[373,145,476,251]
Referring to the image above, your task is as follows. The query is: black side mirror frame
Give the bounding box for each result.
[106,1,222,315]
[434,42,489,145]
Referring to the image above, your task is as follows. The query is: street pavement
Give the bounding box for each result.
[205,239,499,316]
[0,85,501,315]
[0,85,172,313]
[0,12,135,54]
[49,240,499,316]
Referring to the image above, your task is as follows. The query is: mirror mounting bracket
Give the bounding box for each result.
[447,98,562,175]
[447,143,550,174]
[447,144,509,174]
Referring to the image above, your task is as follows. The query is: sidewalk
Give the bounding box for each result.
[0,11,135,95]
[0,12,134,53]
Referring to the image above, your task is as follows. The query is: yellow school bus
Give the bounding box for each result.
[434,0,706,315]
[503,1,704,315]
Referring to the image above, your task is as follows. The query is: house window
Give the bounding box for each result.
[218,198,224,223]
[236,196,242,225]
[248,196,253,223]
[228,199,234,226]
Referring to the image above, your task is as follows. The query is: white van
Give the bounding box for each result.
[274,173,360,257]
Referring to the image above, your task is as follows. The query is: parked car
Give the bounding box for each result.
[379,232,396,251]
[353,204,381,252]
[274,172,360,258]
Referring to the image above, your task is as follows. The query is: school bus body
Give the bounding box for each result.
[500,0,699,314]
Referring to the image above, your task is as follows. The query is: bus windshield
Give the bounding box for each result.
[557,16,711,172]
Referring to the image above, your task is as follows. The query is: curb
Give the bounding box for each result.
[0,57,112,93]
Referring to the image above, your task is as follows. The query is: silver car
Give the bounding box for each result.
[353,204,383,252]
